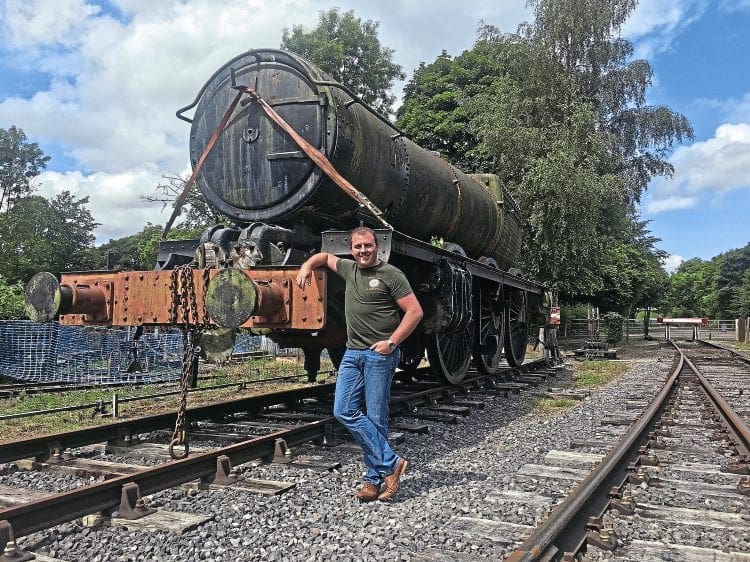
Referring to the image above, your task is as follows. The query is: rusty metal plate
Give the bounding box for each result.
[242,268,326,330]
[54,268,325,330]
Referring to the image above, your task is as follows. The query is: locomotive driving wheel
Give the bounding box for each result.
[473,288,505,375]
[504,289,528,367]
[426,321,475,385]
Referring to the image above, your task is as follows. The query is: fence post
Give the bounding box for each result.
[112,392,119,418]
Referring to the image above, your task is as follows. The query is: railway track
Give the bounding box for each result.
[502,340,750,561]
[0,359,557,559]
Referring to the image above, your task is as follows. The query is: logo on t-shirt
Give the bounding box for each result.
[368,278,381,289]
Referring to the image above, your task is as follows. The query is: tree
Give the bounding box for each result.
[0,126,51,212]
[666,258,717,317]
[93,223,201,271]
[525,0,693,204]
[281,8,405,116]
[141,175,223,233]
[591,218,669,317]
[397,1,691,309]
[0,192,99,283]
[734,269,750,317]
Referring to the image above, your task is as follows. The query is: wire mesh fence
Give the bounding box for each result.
[0,321,276,384]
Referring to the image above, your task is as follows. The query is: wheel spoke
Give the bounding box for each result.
[427,322,474,384]
[504,290,528,368]
[472,289,505,375]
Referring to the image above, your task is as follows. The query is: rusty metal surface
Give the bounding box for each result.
[31,267,326,330]
[187,48,514,265]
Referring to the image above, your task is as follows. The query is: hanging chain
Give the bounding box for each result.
[168,261,204,460]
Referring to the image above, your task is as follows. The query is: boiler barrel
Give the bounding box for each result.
[187,49,520,267]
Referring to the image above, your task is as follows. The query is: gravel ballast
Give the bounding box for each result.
[10,341,682,561]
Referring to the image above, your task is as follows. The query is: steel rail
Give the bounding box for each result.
[0,370,335,421]
[697,339,750,367]
[0,383,335,464]
[0,359,552,553]
[0,419,331,548]
[506,351,683,561]
[682,352,750,458]
[0,359,551,464]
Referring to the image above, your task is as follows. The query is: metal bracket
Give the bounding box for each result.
[117,482,156,520]
[726,456,749,475]
[209,455,239,486]
[40,441,72,463]
[263,438,293,464]
[314,423,336,447]
[586,527,617,551]
[0,520,33,562]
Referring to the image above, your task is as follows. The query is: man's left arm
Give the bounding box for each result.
[369,293,424,355]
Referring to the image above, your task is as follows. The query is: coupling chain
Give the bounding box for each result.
[169,262,207,460]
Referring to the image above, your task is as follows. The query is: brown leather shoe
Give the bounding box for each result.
[355,482,380,502]
[377,458,408,501]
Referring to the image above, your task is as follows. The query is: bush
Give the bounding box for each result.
[602,312,624,344]
[0,276,26,319]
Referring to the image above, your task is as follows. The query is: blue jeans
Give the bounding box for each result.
[334,348,401,485]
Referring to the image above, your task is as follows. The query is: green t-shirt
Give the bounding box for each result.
[336,259,413,349]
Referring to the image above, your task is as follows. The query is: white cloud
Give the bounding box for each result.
[662,254,685,273]
[622,0,708,58]
[0,0,101,49]
[0,0,529,244]
[35,168,170,243]
[647,123,750,212]
[646,195,697,213]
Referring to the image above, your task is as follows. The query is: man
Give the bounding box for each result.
[296,227,423,501]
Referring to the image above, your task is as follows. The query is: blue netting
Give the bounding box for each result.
[0,321,274,384]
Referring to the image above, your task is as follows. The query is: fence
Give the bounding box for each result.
[0,321,278,384]
[560,317,742,345]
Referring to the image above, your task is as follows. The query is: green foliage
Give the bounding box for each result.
[573,359,628,387]
[94,224,163,270]
[0,126,50,212]
[591,218,669,315]
[396,0,692,312]
[535,397,577,413]
[665,244,750,318]
[0,192,99,283]
[281,8,405,116]
[601,311,624,343]
[93,223,201,271]
[0,275,25,319]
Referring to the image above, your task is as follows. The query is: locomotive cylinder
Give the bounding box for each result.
[187,49,521,269]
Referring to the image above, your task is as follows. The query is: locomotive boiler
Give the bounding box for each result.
[26,48,550,385]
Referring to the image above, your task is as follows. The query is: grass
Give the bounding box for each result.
[0,356,333,442]
[535,397,578,413]
[532,358,630,416]
[571,360,629,389]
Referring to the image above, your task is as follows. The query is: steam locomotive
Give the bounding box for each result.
[26,48,553,384]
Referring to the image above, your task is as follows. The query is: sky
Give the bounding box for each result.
[1,0,749,273]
